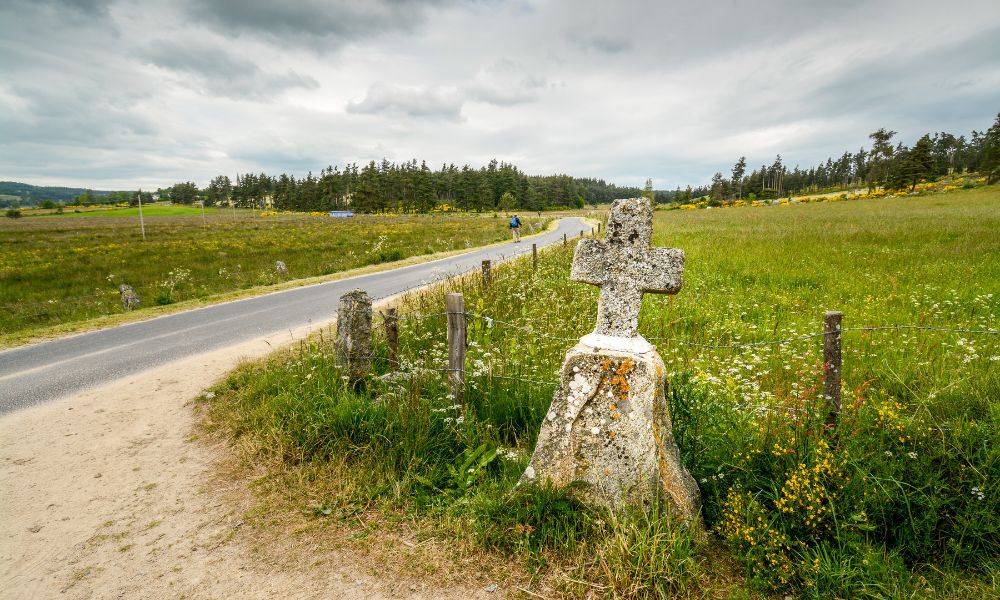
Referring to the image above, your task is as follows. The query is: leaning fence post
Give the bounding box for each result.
[481,259,491,287]
[532,243,537,271]
[446,293,466,404]
[383,307,398,370]
[823,310,843,427]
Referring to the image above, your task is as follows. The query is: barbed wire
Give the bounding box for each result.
[646,331,828,348]
[647,325,999,348]
[840,325,1000,336]
[383,310,999,349]
[463,312,582,342]
[478,373,559,386]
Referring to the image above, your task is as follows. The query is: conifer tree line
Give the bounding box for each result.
[161,159,649,212]
[152,112,998,211]
[704,112,1000,202]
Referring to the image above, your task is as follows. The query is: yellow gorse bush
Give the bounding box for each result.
[774,439,843,529]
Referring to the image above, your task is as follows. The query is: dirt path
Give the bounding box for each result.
[0,321,483,599]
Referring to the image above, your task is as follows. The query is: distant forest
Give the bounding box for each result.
[0,182,112,206]
[180,161,652,213]
[4,113,997,212]
[701,112,1000,203]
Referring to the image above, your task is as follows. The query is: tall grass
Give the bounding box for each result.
[205,187,999,597]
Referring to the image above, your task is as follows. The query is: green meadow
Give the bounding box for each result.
[37,205,220,217]
[205,187,1000,598]
[0,211,546,343]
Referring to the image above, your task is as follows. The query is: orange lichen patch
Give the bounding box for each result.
[608,431,616,439]
[615,358,636,376]
[611,413,621,421]
[610,403,618,411]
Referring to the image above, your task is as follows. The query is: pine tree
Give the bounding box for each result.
[731,156,746,200]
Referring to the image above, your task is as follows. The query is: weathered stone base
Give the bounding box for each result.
[520,339,703,531]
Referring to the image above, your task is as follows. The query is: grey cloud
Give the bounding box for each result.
[346,83,464,120]
[465,60,549,106]
[346,62,550,120]
[186,0,447,51]
[804,26,1000,121]
[568,32,632,55]
[56,0,110,13]
[228,147,333,175]
[0,82,155,146]
[4,0,1000,191]
[140,40,319,100]
[713,23,1000,147]
[3,0,112,14]
[465,79,544,106]
[465,76,548,106]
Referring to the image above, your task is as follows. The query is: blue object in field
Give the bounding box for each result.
[328,211,354,218]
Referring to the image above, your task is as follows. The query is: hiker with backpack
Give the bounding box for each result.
[510,214,522,243]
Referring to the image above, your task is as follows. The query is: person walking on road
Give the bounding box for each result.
[510,214,522,243]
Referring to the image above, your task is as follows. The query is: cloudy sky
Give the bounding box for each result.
[1,0,998,191]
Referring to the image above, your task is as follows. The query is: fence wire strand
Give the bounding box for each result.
[463,312,581,342]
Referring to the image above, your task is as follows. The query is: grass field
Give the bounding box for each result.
[0,211,546,343]
[34,205,223,217]
[204,186,1000,597]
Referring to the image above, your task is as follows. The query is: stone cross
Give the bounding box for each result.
[571,197,683,339]
[520,197,703,533]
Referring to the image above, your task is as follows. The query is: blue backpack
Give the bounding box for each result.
[510,216,519,228]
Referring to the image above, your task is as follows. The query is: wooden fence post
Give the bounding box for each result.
[598,222,602,234]
[383,308,398,370]
[532,243,537,271]
[563,233,567,247]
[823,310,843,427]
[481,259,491,287]
[446,293,466,403]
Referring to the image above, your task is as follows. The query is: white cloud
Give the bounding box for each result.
[346,83,464,120]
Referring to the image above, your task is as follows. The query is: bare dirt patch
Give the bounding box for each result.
[0,321,489,599]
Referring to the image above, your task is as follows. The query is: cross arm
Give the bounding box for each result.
[641,247,684,294]
[570,239,608,285]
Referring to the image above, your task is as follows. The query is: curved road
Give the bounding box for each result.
[0,218,588,414]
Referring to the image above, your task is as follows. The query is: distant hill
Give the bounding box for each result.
[0,181,113,205]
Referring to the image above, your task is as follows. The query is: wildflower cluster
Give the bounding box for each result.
[719,489,815,588]
[774,439,844,530]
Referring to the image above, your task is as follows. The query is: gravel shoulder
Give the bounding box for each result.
[0,320,483,599]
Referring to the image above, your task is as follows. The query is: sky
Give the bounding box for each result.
[1,0,998,191]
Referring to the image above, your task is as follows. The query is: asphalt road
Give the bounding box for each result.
[0,218,589,414]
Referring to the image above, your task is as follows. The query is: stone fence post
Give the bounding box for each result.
[336,288,373,382]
